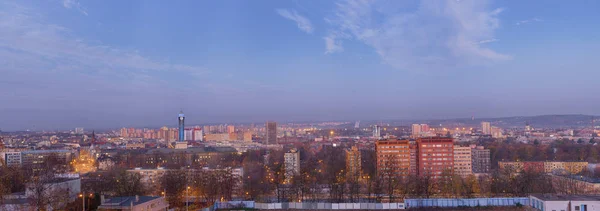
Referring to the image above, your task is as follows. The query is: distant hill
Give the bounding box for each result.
[422,114,598,129]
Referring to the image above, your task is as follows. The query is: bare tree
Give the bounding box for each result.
[161,169,187,208]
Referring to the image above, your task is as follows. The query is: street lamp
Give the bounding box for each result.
[186,186,191,211]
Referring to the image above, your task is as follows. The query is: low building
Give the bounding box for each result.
[530,194,600,211]
[98,195,168,211]
[499,161,588,174]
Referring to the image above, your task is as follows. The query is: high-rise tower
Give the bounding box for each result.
[178,111,185,142]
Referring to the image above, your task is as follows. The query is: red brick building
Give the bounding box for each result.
[376,139,411,177]
[416,137,454,178]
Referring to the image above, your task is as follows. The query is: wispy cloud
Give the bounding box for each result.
[324,0,510,71]
[276,9,314,34]
[516,18,542,25]
[324,33,343,54]
[479,38,499,44]
[0,2,209,102]
[62,0,88,16]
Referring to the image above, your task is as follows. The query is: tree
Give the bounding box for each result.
[161,169,188,208]
[113,170,147,196]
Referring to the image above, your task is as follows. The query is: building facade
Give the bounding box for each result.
[266,121,277,145]
[453,146,472,177]
[284,148,300,183]
[345,146,362,180]
[481,122,491,135]
[416,137,454,178]
[471,146,491,173]
[376,139,410,177]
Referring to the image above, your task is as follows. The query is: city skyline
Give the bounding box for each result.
[2,0,600,130]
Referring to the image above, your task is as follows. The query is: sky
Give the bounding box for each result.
[1,0,599,131]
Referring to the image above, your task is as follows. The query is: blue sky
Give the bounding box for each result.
[1,0,599,131]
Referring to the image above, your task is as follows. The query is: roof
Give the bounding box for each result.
[532,194,600,201]
[22,149,70,154]
[101,196,161,207]
[145,146,236,154]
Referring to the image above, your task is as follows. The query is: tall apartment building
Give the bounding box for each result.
[227,125,235,134]
[481,122,491,135]
[416,137,454,178]
[409,142,417,175]
[345,146,362,180]
[411,124,430,137]
[471,145,491,173]
[266,121,277,145]
[284,148,300,183]
[376,139,410,177]
[453,146,472,176]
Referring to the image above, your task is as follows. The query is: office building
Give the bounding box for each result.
[453,146,472,177]
[482,122,491,135]
[345,146,362,180]
[21,150,73,173]
[75,127,84,134]
[178,111,185,142]
[471,145,491,173]
[284,148,300,183]
[416,137,454,178]
[376,139,410,177]
[266,121,277,145]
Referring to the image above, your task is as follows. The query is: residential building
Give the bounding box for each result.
[2,151,22,166]
[98,196,169,211]
[530,194,600,211]
[453,146,472,177]
[243,132,253,142]
[284,148,300,183]
[481,122,491,135]
[491,126,503,138]
[266,121,277,145]
[75,127,84,134]
[471,145,491,173]
[411,124,421,137]
[227,125,235,134]
[416,137,454,178]
[21,150,72,173]
[193,128,203,141]
[345,146,362,180]
[376,139,410,177]
[412,124,430,137]
[499,161,588,174]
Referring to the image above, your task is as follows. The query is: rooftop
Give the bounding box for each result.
[532,194,600,201]
[100,196,162,207]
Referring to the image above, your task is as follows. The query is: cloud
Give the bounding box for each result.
[325,0,510,70]
[324,34,343,54]
[479,38,499,44]
[0,2,211,104]
[516,18,542,25]
[62,0,88,16]
[276,9,314,34]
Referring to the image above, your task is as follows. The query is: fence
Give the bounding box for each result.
[214,201,406,210]
[213,198,529,210]
[404,197,529,208]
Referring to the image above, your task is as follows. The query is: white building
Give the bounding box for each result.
[530,194,600,211]
[194,129,203,141]
[481,122,491,135]
[284,148,300,183]
[2,151,22,166]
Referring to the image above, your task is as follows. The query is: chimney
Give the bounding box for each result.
[100,195,105,204]
[135,195,139,202]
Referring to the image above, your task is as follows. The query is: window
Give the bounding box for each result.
[575,206,580,211]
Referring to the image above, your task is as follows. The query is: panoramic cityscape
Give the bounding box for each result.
[2,0,600,211]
